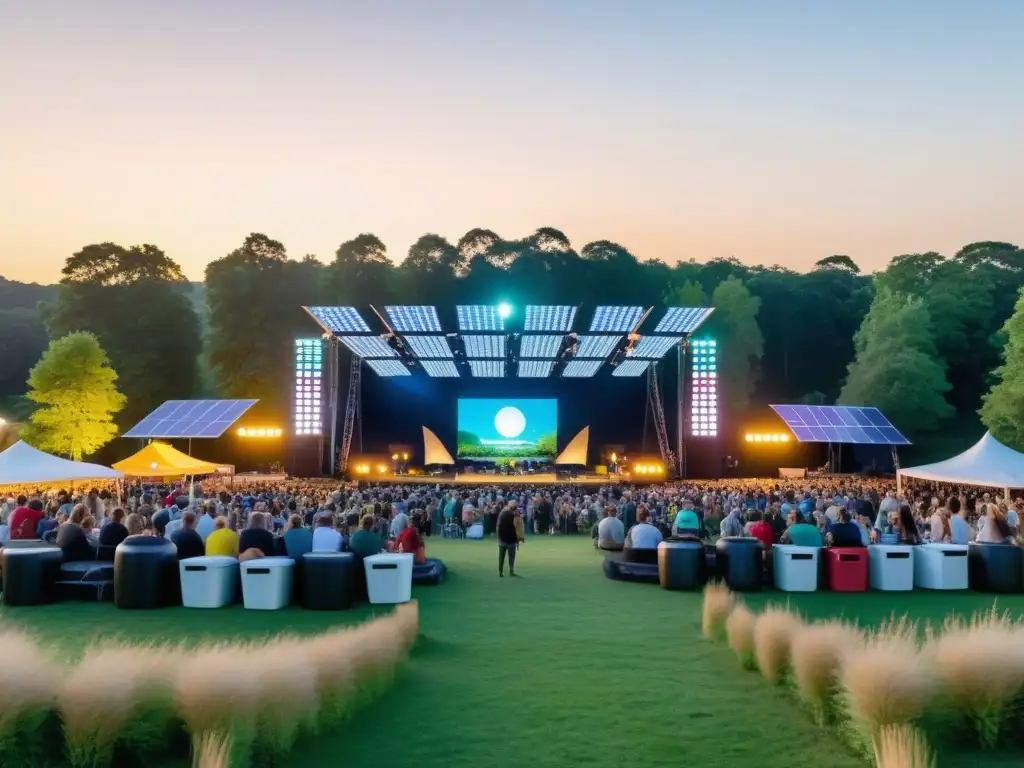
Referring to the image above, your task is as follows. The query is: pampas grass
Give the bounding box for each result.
[193,731,231,768]
[0,629,63,766]
[790,621,861,722]
[725,604,757,670]
[872,725,935,768]
[840,617,934,750]
[252,637,319,756]
[701,582,734,640]
[753,606,801,684]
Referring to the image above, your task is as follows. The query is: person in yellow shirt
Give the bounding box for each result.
[205,515,239,557]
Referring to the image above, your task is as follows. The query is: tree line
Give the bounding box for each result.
[3,230,1024,458]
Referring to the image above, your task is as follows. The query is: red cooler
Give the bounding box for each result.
[826,548,868,592]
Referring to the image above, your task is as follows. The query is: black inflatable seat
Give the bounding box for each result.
[2,546,63,606]
[968,542,1023,593]
[716,537,763,592]
[624,547,659,565]
[603,557,659,584]
[55,561,115,602]
[300,552,356,611]
[658,539,707,590]
[412,558,447,586]
[114,535,181,609]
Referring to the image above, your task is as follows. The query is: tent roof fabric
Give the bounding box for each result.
[0,441,123,485]
[113,441,220,477]
[897,432,1024,489]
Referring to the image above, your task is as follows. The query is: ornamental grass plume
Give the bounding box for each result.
[840,617,934,739]
[725,603,757,670]
[701,582,734,640]
[753,606,802,684]
[59,643,176,768]
[926,607,1024,748]
[193,731,231,768]
[253,637,319,756]
[872,725,936,768]
[790,621,862,719]
[0,629,63,765]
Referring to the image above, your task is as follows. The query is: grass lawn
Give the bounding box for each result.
[6,537,1024,767]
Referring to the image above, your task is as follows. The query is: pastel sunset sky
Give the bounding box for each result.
[2,0,1022,283]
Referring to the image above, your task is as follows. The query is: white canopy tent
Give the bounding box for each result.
[0,441,123,485]
[897,432,1024,499]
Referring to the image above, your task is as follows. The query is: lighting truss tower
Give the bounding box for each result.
[339,355,362,474]
[646,363,673,474]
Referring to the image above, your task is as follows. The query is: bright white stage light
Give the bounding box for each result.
[294,338,323,436]
[520,335,563,359]
[494,406,526,438]
[575,335,621,359]
[590,306,643,333]
[631,335,682,359]
[386,306,442,333]
[365,359,410,377]
[305,306,371,333]
[498,302,513,319]
[653,307,714,334]
[339,336,396,358]
[691,336,717,437]
[524,305,577,332]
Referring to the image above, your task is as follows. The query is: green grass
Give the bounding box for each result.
[7,538,1024,767]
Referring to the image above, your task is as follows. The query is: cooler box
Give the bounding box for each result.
[364,553,414,604]
[914,543,968,590]
[773,545,819,592]
[180,556,238,608]
[239,557,294,610]
[826,548,868,592]
[868,545,914,591]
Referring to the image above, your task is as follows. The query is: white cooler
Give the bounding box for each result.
[239,557,294,610]
[180,556,239,608]
[868,545,914,591]
[465,523,484,540]
[364,553,413,604]
[773,545,819,592]
[914,543,968,590]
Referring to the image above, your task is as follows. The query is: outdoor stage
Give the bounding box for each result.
[367,472,622,486]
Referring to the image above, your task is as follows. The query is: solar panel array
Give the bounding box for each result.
[575,335,621,359]
[562,360,603,378]
[631,335,682,359]
[457,305,504,331]
[524,305,577,332]
[386,306,442,333]
[590,306,644,333]
[339,336,396,358]
[365,359,410,377]
[463,334,506,358]
[518,360,554,378]
[770,405,911,445]
[420,360,460,378]
[124,399,258,439]
[469,360,504,378]
[612,359,650,377]
[403,335,452,359]
[520,335,563,359]
[654,307,714,334]
[305,306,371,333]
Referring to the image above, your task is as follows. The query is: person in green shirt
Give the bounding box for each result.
[349,514,384,558]
[672,504,702,537]
[781,509,823,547]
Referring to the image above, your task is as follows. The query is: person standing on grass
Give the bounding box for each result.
[497,504,519,577]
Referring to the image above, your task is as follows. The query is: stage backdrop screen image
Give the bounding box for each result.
[457,399,558,460]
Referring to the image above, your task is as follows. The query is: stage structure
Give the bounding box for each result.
[300,304,714,477]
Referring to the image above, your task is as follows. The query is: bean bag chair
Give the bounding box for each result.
[968,542,1023,593]
[412,557,446,586]
[624,547,659,565]
[603,556,659,584]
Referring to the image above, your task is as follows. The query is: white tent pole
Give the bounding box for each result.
[897,471,902,498]
[1005,487,1011,502]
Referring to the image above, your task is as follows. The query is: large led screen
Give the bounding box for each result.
[457,399,557,460]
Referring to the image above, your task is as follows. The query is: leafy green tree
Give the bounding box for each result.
[839,287,952,434]
[205,234,324,416]
[665,280,708,308]
[814,254,860,273]
[47,243,202,426]
[980,288,1024,449]
[705,277,763,412]
[21,332,126,460]
[0,309,49,401]
[326,234,393,305]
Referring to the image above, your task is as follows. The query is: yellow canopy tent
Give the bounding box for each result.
[113,441,221,477]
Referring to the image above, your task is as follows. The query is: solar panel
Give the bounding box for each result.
[420,360,460,378]
[305,306,371,333]
[590,306,643,333]
[562,360,603,378]
[339,336,396,358]
[386,306,442,333]
[124,399,258,439]
[575,335,620,359]
[653,307,714,334]
[613,359,650,377]
[520,335,563,359]
[457,305,504,331]
[365,359,411,377]
[468,360,504,378]
[524,305,577,332]
[770,405,911,445]
[518,360,554,378]
[631,335,682,359]
[462,334,505,358]
[403,335,452,359]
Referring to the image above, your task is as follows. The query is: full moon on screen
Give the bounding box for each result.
[494,406,526,438]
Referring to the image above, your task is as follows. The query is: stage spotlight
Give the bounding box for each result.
[391,453,399,460]
[744,434,753,442]
[754,434,763,442]
[377,464,388,473]
[498,302,512,319]
[781,434,790,442]
[402,453,409,461]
